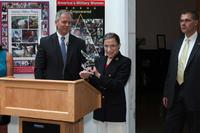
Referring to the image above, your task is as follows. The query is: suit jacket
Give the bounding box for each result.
[34,33,86,80]
[163,33,200,110]
[89,52,131,122]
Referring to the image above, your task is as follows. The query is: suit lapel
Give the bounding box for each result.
[186,35,200,68]
[98,56,106,75]
[51,33,64,65]
[175,37,184,60]
[66,34,73,65]
[105,52,121,74]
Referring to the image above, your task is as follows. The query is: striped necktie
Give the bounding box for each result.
[60,37,67,65]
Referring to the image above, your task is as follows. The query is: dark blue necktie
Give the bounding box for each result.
[61,37,67,65]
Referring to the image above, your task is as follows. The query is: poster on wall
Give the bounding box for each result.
[57,0,105,56]
[0,1,49,74]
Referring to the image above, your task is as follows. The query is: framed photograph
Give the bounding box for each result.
[0,1,49,74]
[157,34,166,49]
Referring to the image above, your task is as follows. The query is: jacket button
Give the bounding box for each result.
[108,74,111,77]
[102,96,105,99]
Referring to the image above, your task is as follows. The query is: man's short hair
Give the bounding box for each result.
[55,10,73,21]
[181,9,199,20]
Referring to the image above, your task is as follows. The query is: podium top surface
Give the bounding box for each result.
[0,77,84,84]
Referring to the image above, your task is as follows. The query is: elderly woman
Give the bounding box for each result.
[79,32,131,133]
[0,44,13,133]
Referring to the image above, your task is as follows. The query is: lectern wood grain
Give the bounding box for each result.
[0,78,101,133]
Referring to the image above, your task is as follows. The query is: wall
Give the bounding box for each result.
[3,0,136,133]
[137,0,196,49]
[3,2,199,132]
[86,0,136,132]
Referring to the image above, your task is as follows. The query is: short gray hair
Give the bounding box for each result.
[55,10,73,21]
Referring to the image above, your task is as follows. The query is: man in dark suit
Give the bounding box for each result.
[35,10,86,80]
[163,10,200,133]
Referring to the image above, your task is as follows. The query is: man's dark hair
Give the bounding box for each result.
[181,9,199,20]
[104,32,121,45]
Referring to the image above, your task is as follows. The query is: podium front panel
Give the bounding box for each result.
[0,78,101,122]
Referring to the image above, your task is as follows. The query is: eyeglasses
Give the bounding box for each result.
[104,45,118,49]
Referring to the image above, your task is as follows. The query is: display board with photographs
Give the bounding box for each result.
[0,1,49,74]
[57,0,105,57]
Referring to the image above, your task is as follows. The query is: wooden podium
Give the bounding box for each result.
[0,78,101,133]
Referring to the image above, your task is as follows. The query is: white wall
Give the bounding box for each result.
[127,0,136,132]
[105,0,135,133]
[3,0,136,132]
[86,0,136,132]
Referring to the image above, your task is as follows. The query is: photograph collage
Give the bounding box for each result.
[0,1,49,73]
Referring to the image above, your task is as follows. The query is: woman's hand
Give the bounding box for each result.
[91,67,101,79]
[79,70,93,79]
[79,66,101,79]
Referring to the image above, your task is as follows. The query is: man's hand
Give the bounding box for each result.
[162,97,168,109]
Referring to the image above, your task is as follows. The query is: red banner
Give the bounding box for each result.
[57,0,104,7]
[57,0,105,56]
[14,66,34,74]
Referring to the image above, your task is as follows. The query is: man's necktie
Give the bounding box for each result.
[177,39,190,85]
[61,37,67,65]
